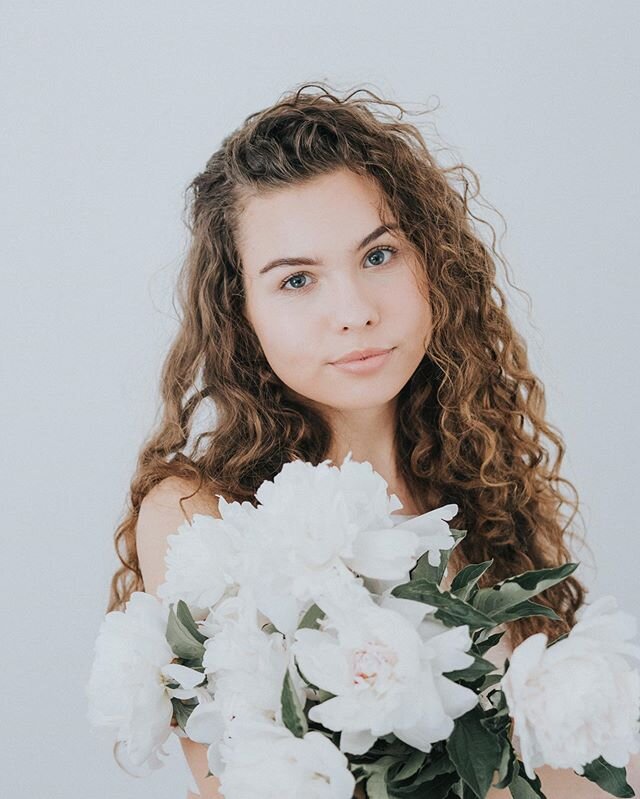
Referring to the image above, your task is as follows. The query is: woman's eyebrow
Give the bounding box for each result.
[258,224,399,276]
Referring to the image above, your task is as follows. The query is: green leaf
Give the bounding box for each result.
[297,602,326,630]
[508,761,546,798]
[493,734,518,789]
[472,629,506,656]
[411,551,446,585]
[179,657,206,671]
[448,777,479,797]
[508,774,544,798]
[476,672,504,693]
[581,756,635,797]
[409,750,457,787]
[392,580,496,631]
[411,529,467,585]
[367,769,391,799]
[451,560,494,601]
[280,668,308,738]
[490,599,561,626]
[446,706,502,798]
[362,756,399,799]
[472,563,578,618]
[360,756,398,775]
[389,750,427,783]
[450,529,468,546]
[166,604,206,661]
[450,780,464,797]
[175,600,208,643]
[170,697,197,731]
[444,653,498,686]
[479,708,512,738]
[387,771,458,798]
[487,688,509,714]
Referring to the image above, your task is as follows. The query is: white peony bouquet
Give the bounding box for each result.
[86,454,640,798]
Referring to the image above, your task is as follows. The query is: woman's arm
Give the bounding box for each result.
[532,756,640,798]
[136,476,225,799]
[484,754,640,798]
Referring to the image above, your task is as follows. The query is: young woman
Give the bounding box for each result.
[105,83,615,798]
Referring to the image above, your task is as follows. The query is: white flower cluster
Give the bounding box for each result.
[86,453,472,796]
[501,595,640,779]
[86,452,640,797]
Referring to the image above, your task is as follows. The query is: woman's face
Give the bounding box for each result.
[237,167,432,412]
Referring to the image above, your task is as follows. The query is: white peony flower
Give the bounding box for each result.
[156,512,246,618]
[184,588,307,772]
[85,592,204,769]
[244,455,458,634]
[331,450,404,523]
[291,587,478,756]
[500,595,640,779]
[362,504,459,596]
[337,452,458,575]
[217,716,356,799]
[237,459,357,634]
[186,694,259,777]
[202,590,305,722]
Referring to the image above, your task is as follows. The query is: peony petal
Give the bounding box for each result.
[349,528,418,579]
[339,728,377,755]
[378,591,435,627]
[128,688,174,766]
[160,663,206,690]
[292,628,352,695]
[185,701,225,745]
[394,714,452,752]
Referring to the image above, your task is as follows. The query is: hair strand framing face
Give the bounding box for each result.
[108,80,591,653]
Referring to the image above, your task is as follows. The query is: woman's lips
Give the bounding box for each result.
[330,347,395,374]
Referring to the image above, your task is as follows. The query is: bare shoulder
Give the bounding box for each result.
[134,477,227,798]
[136,476,223,597]
[141,476,223,522]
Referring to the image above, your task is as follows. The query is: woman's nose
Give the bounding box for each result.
[331,276,381,329]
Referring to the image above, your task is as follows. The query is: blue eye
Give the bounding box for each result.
[279,245,398,292]
[365,245,397,268]
[281,273,311,291]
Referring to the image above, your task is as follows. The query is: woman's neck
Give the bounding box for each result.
[325,445,420,516]
[320,399,424,515]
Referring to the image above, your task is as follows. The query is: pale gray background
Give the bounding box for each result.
[3,1,638,797]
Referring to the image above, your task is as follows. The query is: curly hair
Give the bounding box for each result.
[107,80,592,650]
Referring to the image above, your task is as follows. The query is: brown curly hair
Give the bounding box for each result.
[106,80,592,650]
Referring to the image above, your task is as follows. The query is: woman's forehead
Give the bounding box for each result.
[235,170,398,275]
